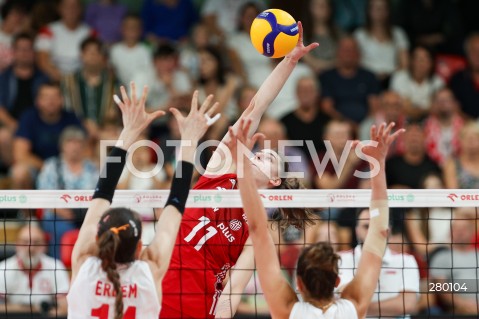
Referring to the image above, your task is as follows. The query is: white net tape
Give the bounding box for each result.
[0,189,476,208]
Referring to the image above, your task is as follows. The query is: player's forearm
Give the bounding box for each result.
[238,160,268,232]
[117,128,142,150]
[215,283,245,318]
[177,139,199,165]
[0,303,40,313]
[370,160,387,201]
[247,57,297,123]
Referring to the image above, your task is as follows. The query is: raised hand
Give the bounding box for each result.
[285,21,319,62]
[357,122,405,163]
[170,90,219,143]
[225,118,264,165]
[113,82,165,149]
[114,82,165,134]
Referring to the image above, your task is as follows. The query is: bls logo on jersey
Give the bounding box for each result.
[217,222,236,242]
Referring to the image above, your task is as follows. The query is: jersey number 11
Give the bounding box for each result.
[184,216,218,251]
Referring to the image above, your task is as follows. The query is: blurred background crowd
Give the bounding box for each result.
[1,0,479,317]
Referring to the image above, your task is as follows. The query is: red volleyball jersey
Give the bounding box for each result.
[161,174,249,319]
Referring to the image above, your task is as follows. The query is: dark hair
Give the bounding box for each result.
[97,208,142,319]
[80,36,105,54]
[303,0,340,42]
[274,159,316,229]
[199,46,226,85]
[38,81,62,93]
[1,1,28,20]
[365,0,392,39]
[154,43,177,59]
[122,13,141,23]
[13,32,34,47]
[409,45,436,80]
[296,242,340,300]
[237,2,261,32]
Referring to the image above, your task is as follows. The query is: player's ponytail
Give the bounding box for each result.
[96,208,142,319]
[98,230,123,319]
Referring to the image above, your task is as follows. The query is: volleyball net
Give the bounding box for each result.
[1,189,478,318]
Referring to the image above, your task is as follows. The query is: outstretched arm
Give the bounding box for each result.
[224,120,298,319]
[71,83,164,280]
[341,123,405,318]
[205,22,319,175]
[140,92,218,280]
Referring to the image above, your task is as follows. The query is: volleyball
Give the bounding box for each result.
[250,9,299,58]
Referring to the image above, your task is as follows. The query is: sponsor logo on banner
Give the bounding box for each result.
[60,194,72,203]
[60,194,92,203]
[328,193,355,203]
[448,193,458,202]
[0,195,27,203]
[447,193,479,202]
[194,195,222,203]
[258,193,294,201]
[134,194,163,204]
[388,194,415,202]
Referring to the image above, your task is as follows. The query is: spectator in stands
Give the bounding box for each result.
[302,0,343,74]
[281,76,328,159]
[11,82,83,189]
[201,0,265,39]
[228,2,272,89]
[390,46,444,120]
[0,33,48,170]
[449,33,479,119]
[320,36,380,126]
[397,0,462,54]
[62,37,117,141]
[0,1,28,72]
[305,220,341,251]
[84,0,127,45]
[37,126,97,258]
[359,91,406,158]
[423,88,463,166]
[110,14,153,87]
[405,172,451,258]
[35,0,94,81]
[430,209,479,315]
[197,46,239,133]
[314,119,368,190]
[354,0,409,88]
[133,43,192,113]
[141,0,198,44]
[180,23,245,88]
[0,223,69,316]
[237,85,256,115]
[386,122,441,189]
[443,121,479,189]
[256,118,312,187]
[338,208,420,318]
[333,0,367,32]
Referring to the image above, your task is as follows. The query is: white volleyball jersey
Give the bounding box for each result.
[67,257,160,319]
[289,299,358,319]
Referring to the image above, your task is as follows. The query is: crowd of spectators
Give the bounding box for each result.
[1,0,479,317]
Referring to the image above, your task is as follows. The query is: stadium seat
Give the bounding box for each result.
[60,229,80,268]
[435,54,467,83]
